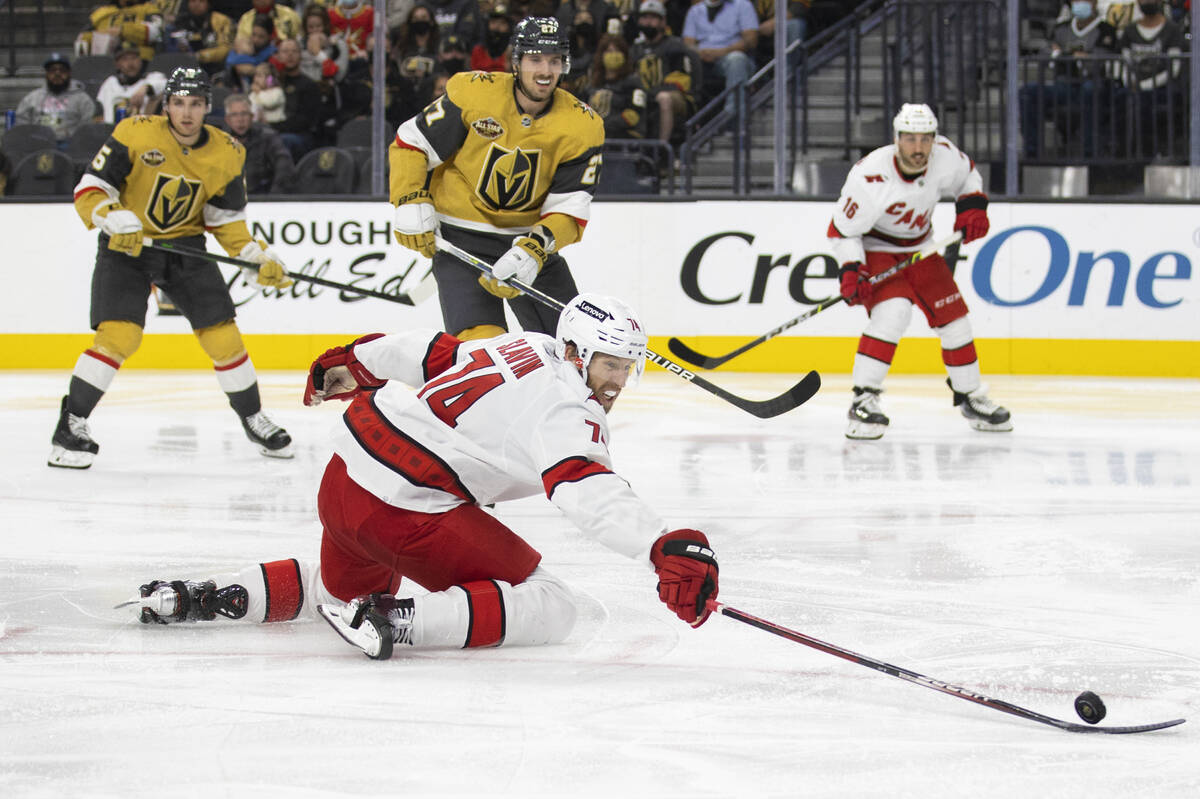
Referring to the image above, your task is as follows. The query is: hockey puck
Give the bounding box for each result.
[1074,691,1107,724]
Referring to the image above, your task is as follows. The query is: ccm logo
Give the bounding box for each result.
[934,292,961,309]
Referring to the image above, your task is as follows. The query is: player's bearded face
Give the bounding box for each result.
[895,132,934,173]
[517,53,565,103]
[585,353,635,414]
[166,95,209,139]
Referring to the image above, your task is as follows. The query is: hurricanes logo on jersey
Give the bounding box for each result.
[146,173,203,231]
[478,144,540,211]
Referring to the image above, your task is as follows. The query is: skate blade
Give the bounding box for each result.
[257,443,295,459]
[113,592,176,614]
[317,604,390,659]
[48,446,95,469]
[968,419,1014,432]
[845,422,887,440]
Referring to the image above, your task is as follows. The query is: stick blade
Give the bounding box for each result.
[738,370,822,418]
[667,337,725,369]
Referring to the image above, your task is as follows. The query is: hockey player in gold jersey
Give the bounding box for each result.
[49,67,294,469]
[389,16,605,340]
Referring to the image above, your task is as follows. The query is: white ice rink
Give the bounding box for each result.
[1,368,1197,798]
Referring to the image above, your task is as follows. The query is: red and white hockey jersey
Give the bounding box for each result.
[828,135,984,265]
[331,329,666,562]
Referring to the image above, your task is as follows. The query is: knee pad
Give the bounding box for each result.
[936,316,974,350]
[456,324,506,341]
[195,319,246,365]
[93,320,143,363]
[864,297,912,343]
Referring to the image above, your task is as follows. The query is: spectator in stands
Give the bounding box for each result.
[300,5,350,132]
[1018,0,1119,159]
[234,0,301,51]
[470,3,514,72]
[555,0,619,43]
[222,92,296,193]
[587,34,649,140]
[753,0,807,67]
[166,0,235,77]
[76,0,165,59]
[272,37,323,161]
[1118,0,1187,158]
[630,0,700,145]
[387,3,441,123]
[225,14,278,92]
[429,0,485,45]
[248,61,286,123]
[330,0,376,70]
[96,41,169,123]
[15,53,98,149]
[683,0,759,115]
[300,4,350,86]
[437,32,470,77]
[562,6,601,97]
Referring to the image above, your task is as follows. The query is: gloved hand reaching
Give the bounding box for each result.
[650,529,719,627]
[838,262,872,306]
[302,333,385,406]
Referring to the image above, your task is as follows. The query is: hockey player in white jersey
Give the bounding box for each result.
[117,293,720,660]
[828,102,1012,440]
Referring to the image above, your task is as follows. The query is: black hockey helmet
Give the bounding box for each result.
[164,66,212,105]
[510,16,571,75]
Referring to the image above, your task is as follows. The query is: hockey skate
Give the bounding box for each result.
[317,593,415,661]
[845,387,890,440]
[48,396,100,469]
[948,380,1013,432]
[115,579,249,624]
[241,411,294,458]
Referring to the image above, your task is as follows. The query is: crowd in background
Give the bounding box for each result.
[4,0,874,195]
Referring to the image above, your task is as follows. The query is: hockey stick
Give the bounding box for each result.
[668,231,965,370]
[708,600,1185,735]
[434,236,821,419]
[142,238,438,307]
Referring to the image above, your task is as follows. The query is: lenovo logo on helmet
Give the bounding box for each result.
[577,300,613,322]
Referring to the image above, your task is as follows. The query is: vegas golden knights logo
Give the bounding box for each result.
[146,173,202,231]
[638,55,663,94]
[477,144,540,211]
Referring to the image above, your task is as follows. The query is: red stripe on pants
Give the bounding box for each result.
[261,558,304,622]
[942,342,978,367]
[461,580,506,648]
[857,335,897,364]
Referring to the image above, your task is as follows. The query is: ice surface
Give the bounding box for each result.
[1,370,1197,798]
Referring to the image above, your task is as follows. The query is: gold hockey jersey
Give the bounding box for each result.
[74,114,253,255]
[390,71,605,245]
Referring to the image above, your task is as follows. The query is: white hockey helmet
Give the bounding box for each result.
[893,103,938,136]
[555,293,648,385]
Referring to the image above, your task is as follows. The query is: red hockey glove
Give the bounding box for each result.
[838,262,872,306]
[303,333,385,406]
[650,529,719,628]
[954,193,990,244]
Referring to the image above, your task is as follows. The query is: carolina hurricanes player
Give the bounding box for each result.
[828,102,1012,440]
[117,293,720,660]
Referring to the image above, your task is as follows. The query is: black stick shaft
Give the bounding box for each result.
[434,236,822,418]
[668,231,965,369]
[709,600,1184,735]
[143,238,419,306]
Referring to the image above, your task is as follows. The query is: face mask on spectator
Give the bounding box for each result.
[409,20,431,35]
[1138,2,1162,15]
[602,51,625,70]
[1071,1,1092,18]
[638,24,658,39]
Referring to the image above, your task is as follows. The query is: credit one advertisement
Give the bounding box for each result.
[2,200,1196,372]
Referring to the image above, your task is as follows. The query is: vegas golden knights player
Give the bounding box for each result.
[390,16,605,341]
[50,67,294,469]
